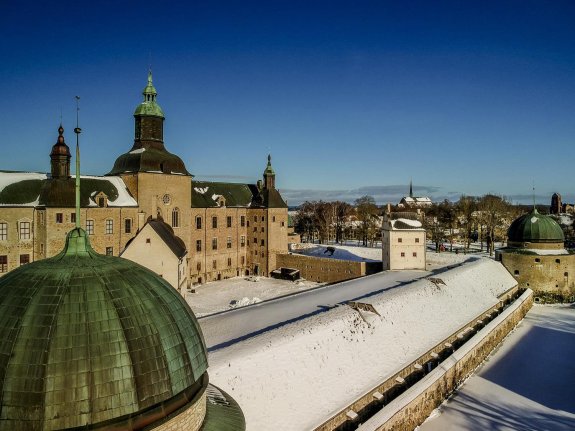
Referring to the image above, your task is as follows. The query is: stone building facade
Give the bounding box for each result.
[0,72,288,287]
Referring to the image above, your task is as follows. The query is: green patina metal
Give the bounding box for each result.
[0,228,208,430]
[133,70,164,118]
[507,208,565,243]
[108,147,190,176]
[263,154,275,176]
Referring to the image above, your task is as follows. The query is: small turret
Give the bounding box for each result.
[50,124,71,179]
[263,154,275,189]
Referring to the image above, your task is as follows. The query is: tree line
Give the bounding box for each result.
[293,194,525,254]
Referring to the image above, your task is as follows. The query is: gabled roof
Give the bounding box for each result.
[0,172,137,207]
[147,218,187,259]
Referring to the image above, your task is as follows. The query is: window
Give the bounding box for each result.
[227,236,232,248]
[273,216,276,222]
[146,238,151,243]
[261,239,265,246]
[564,272,568,277]
[39,211,45,225]
[98,197,106,207]
[20,254,30,266]
[261,216,265,222]
[71,212,76,224]
[254,237,257,244]
[125,219,132,233]
[281,221,285,227]
[555,259,561,264]
[86,220,94,235]
[212,238,217,250]
[227,257,232,267]
[19,221,30,240]
[212,260,217,269]
[40,243,44,254]
[0,255,7,273]
[105,219,113,234]
[400,252,405,257]
[398,238,402,243]
[196,216,202,229]
[212,216,218,229]
[0,222,7,241]
[535,258,541,263]
[240,236,245,247]
[261,227,264,233]
[227,216,232,228]
[241,256,245,265]
[253,227,257,232]
[172,208,180,227]
[241,216,245,227]
[56,213,63,224]
[247,221,250,227]
[106,247,113,256]
[412,252,417,257]
[514,270,519,275]
[254,216,257,222]
[415,238,420,243]
[196,240,202,252]
[197,262,201,271]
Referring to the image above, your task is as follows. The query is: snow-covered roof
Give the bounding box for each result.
[208,258,517,430]
[0,171,137,207]
[390,218,423,230]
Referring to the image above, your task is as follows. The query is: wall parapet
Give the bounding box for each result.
[313,284,528,431]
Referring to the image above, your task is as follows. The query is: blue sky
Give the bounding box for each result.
[1,1,574,206]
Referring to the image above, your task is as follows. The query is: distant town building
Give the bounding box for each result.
[382,208,426,270]
[398,180,432,209]
[497,208,575,302]
[550,192,575,215]
[0,72,289,287]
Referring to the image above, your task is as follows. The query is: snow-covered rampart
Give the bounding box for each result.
[208,258,518,431]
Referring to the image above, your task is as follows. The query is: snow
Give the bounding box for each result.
[207,258,517,431]
[418,305,575,431]
[559,214,573,226]
[0,172,137,207]
[392,218,423,228]
[290,243,382,262]
[522,248,570,255]
[194,187,209,194]
[186,276,323,316]
[531,216,539,223]
[129,148,146,154]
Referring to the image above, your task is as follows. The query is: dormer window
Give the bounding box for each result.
[94,192,108,208]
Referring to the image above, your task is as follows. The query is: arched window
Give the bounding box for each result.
[172,207,180,228]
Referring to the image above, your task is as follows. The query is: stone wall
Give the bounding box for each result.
[276,253,381,283]
[500,251,575,301]
[357,289,533,431]
[150,391,206,431]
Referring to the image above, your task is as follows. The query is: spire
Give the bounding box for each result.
[143,69,158,102]
[74,96,82,229]
[409,179,413,198]
[50,124,71,179]
[263,154,276,189]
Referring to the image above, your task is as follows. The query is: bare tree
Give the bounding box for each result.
[455,195,477,252]
[355,195,378,246]
[333,201,353,244]
[478,194,511,256]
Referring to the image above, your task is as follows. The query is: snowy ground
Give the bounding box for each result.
[418,304,575,431]
[207,258,517,431]
[186,242,489,317]
[186,277,323,317]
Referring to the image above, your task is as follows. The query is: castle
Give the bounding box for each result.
[0,72,289,290]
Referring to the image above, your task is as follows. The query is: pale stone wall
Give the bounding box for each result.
[151,391,206,431]
[266,208,289,276]
[382,228,425,270]
[500,251,575,300]
[121,223,188,292]
[276,253,380,283]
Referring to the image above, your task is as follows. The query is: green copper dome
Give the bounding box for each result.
[134,70,164,118]
[507,208,565,244]
[0,228,208,430]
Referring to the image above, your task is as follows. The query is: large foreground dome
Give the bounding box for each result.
[507,208,564,247]
[0,228,243,430]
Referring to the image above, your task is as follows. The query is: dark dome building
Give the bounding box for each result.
[0,228,244,430]
[498,208,574,303]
